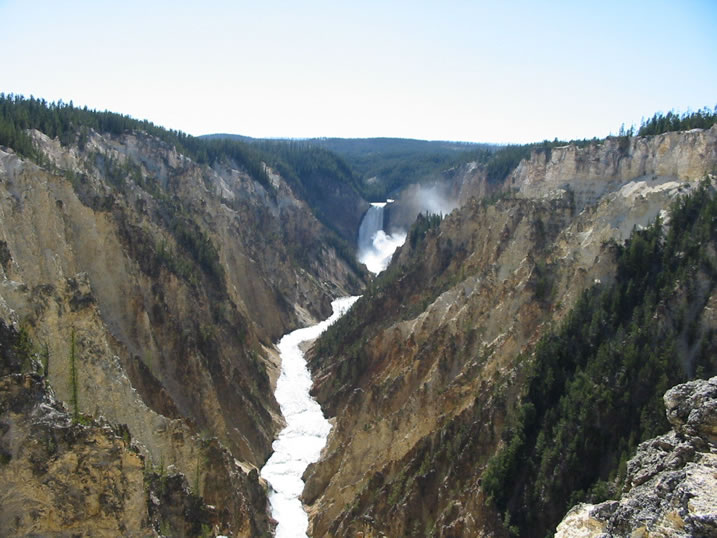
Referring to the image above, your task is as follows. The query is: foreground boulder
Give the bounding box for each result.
[556,376,717,537]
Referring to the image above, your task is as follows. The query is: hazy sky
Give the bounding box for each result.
[2,0,715,143]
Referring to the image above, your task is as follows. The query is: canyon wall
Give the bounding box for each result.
[0,126,365,535]
[305,127,717,537]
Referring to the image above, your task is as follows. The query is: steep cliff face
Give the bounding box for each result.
[0,122,365,535]
[556,376,717,538]
[454,125,717,209]
[305,127,717,537]
[512,125,717,207]
[199,135,370,244]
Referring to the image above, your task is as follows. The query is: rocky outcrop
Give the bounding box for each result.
[556,377,717,538]
[0,372,152,537]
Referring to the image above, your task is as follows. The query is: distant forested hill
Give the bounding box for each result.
[202,134,501,200]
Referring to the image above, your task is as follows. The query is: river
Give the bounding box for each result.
[259,296,360,538]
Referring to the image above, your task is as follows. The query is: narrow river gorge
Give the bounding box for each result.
[260,296,360,538]
[260,199,405,536]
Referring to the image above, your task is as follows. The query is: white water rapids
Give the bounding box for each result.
[357,201,406,274]
[260,296,360,538]
[260,200,400,535]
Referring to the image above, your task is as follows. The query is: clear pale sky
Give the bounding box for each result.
[2,0,715,143]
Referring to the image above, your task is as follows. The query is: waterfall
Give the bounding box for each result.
[357,201,406,274]
[260,296,359,538]
[357,202,386,254]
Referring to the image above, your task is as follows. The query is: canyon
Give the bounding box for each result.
[260,296,358,538]
[0,97,716,537]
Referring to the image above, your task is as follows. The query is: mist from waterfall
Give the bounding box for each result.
[357,202,406,274]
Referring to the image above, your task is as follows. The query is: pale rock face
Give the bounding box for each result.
[554,504,610,538]
[555,377,717,538]
[511,125,717,207]
[452,125,717,212]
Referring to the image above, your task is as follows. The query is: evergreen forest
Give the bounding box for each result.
[482,178,717,536]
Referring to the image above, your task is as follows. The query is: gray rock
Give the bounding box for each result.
[556,376,717,538]
[664,376,717,442]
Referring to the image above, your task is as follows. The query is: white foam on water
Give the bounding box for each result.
[357,201,406,274]
[260,296,360,538]
[358,229,407,274]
